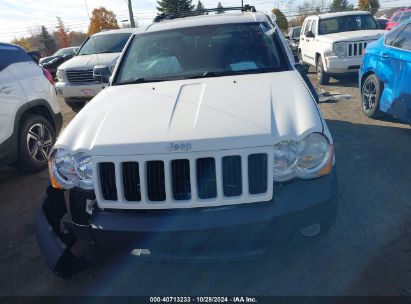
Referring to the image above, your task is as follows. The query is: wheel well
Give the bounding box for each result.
[21,105,54,129]
[360,72,384,92]
[360,71,374,90]
[315,53,321,66]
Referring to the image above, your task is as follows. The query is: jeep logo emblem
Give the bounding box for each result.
[166,142,192,152]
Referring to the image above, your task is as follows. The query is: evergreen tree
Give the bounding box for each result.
[157,0,194,14]
[358,0,380,14]
[216,2,224,14]
[39,26,57,56]
[272,8,288,32]
[196,0,205,11]
[329,0,353,12]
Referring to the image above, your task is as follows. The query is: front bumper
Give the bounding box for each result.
[324,55,362,73]
[36,169,337,277]
[55,81,104,99]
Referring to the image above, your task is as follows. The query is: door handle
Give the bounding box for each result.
[381,53,389,59]
[0,86,14,94]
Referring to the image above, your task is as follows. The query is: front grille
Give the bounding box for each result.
[197,158,217,199]
[171,159,191,201]
[347,41,368,57]
[99,162,117,200]
[147,161,166,201]
[66,68,96,83]
[222,156,242,197]
[96,150,271,209]
[248,153,268,194]
[123,162,141,201]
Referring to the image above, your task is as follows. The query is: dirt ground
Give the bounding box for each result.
[0,70,410,296]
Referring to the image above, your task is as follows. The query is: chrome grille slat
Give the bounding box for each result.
[66,68,96,83]
[347,41,372,57]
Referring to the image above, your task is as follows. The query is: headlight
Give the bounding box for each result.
[273,141,298,181]
[333,42,346,57]
[49,149,94,190]
[56,69,66,82]
[273,133,333,182]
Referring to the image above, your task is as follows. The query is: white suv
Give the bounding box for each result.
[299,11,385,84]
[0,43,62,172]
[35,8,338,277]
[55,28,134,111]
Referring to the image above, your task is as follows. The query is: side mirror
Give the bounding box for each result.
[306,30,315,38]
[93,65,111,84]
[285,35,290,40]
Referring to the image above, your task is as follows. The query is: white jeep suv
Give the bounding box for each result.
[299,11,385,84]
[35,8,338,277]
[0,43,62,172]
[55,28,134,111]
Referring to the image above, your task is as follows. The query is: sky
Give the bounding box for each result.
[0,0,409,43]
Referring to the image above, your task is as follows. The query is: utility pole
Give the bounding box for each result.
[128,0,136,28]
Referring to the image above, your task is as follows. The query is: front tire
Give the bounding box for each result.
[316,56,330,85]
[298,50,309,74]
[16,114,56,173]
[361,74,382,118]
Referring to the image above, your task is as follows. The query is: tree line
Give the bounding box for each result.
[11,7,121,56]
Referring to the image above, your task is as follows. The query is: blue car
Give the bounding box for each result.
[359,19,411,123]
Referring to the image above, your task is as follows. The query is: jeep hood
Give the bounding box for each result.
[319,30,385,43]
[56,71,325,155]
[59,53,120,70]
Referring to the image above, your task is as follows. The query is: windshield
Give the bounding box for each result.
[77,33,131,56]
[319,15,378,35]
[53,48,76,56]
[116,23,288,84]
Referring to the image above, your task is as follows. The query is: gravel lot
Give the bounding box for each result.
[0,71,410,296]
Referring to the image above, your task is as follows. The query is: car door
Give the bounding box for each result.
[305,20,317,66]
[0,45,28,145]
[379,23,411,122]
[299,19,311,62]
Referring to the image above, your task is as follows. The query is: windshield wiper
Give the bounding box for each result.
[183,71,233,79]
[183,68,280,79]
[116,78,169,85]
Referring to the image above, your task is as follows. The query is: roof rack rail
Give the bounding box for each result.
[153,5,256,22]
